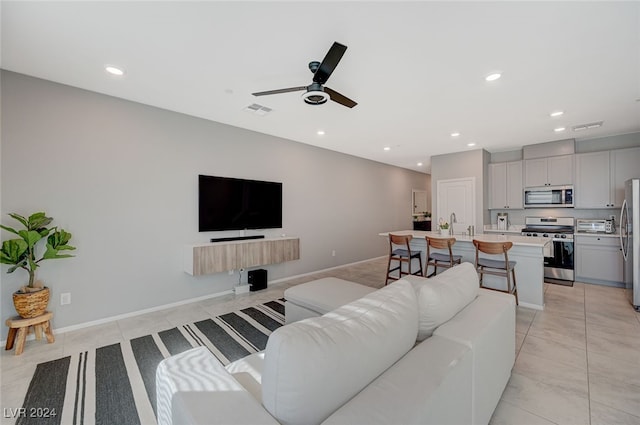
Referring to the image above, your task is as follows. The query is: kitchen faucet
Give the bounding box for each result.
[449,212,457,235]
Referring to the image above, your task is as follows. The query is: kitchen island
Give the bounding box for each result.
[379,230,550,310]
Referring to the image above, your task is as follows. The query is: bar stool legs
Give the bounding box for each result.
[473,240,519,305]
[386,234,423,285]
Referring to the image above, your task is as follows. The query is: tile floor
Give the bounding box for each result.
[1,257,639,425]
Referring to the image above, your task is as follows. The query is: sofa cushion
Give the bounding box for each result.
[323,336,473,425]
[284,277,376,323]
[262,279,418,425]
[404,261,479,341]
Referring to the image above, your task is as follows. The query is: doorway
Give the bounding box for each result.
[436,177,476,234]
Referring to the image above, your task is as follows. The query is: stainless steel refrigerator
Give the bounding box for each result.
[621,178,640,311]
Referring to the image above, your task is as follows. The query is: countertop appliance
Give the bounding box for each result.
[522,216,575,285]
[524,185,574,208]
[620,178,639,311]
[497,213,508,230]
[576,219,615,234]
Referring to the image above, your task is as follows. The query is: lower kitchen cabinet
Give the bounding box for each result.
[575,235,623,286]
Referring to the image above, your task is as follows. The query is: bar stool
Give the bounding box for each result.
[425,236,463,277]
[473,240,519,305]
[385,234,423,285]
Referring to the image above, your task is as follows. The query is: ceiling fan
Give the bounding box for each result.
[252,42,357,108]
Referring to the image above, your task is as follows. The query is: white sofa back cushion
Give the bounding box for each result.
[404,262,479,341]
[262,279,419,425]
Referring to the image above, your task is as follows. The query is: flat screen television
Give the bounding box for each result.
[199,175,282,232]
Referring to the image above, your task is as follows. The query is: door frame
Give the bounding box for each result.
[436,177,476,233]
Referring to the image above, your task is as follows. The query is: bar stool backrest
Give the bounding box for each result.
[474,240,513,256]
[389,234,413,251]
[427,237,456,251]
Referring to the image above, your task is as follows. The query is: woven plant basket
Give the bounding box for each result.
[13,287,50,319]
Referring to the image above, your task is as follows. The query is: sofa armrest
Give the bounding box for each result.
[433,291,515,425]
[171,391,279,425]
[156,347,277,425]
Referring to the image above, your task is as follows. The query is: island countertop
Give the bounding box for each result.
[379,230,548,310]
[378,230,550,248]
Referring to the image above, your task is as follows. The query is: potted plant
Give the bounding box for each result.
[0,212,75,318]
[438,218,450,235]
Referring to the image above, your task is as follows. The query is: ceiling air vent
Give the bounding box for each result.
[572,121,603,132]
[243,103,272,116]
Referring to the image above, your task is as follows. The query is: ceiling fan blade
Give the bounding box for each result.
[324,87,357,108]
[313,42,347,84]
[252,86,307,96]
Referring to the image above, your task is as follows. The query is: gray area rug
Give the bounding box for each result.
[17,299,285,425]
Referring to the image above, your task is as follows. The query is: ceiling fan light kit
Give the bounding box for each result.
[252,41,357,108]
[302,90,329,105]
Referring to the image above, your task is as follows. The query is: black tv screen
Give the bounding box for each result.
[199,175,282,232]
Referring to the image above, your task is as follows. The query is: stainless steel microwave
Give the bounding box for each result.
[524,185,574,208]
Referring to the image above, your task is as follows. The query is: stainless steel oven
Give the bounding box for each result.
[524,185,574,208]
[522,217,575,285]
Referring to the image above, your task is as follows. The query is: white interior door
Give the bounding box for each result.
[437,177,476,234]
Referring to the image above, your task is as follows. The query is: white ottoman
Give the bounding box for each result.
[284,277,376,324]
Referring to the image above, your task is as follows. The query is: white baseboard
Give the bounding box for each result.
[2,256,385,345]
[0,289,235,345]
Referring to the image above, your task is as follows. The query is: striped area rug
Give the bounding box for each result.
[16,299,285,425]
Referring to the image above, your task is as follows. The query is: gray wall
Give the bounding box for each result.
[0,71,427,334]
[429,149,490,229]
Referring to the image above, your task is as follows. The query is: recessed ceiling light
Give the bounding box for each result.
[485,73,501,82]
[550,111,564,117]
[105,65,125,76]
[383,147,391,151]
[467,142,476,147]
[451,132,461,137]
[317,130,325,135]
[554,127,566,132]
[417,162,423,167]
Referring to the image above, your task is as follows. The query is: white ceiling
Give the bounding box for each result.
[2,1,639,173]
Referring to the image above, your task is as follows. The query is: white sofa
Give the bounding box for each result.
[156,262,515,425]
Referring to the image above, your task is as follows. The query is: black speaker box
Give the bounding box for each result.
[248,269,268,291]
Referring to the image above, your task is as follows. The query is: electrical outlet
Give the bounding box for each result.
[228,269,234,275]
[60,293,71,305]
[331,250,336,257]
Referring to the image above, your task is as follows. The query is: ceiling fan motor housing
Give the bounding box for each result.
[253,42,356,108]
[303,82,329,105]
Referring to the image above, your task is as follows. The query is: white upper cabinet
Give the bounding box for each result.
[489,161,523,209]
[575,147,640,209]
[575,151,611,208]
[611,146,640,208]
[524,154,573,187]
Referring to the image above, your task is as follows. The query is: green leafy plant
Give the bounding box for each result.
[0,212,75,289]
[438,218,449,230]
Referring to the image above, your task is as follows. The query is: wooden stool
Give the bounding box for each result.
[386,234,423,285]
[473,240,519,305]
[425,236,463,277]
[5,311,54,355]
